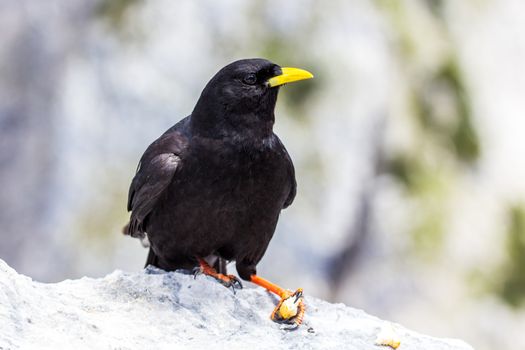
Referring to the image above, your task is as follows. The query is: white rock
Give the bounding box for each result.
[0,259,473,350]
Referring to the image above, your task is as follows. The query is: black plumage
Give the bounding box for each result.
[125,58,309,283]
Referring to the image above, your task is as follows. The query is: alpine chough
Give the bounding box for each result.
[124,58,313,327]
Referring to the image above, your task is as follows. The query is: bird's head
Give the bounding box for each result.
[191,58,313,138]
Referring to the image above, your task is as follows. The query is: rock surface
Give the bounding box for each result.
[0,259,472,350]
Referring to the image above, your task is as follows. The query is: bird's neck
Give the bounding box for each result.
[190,106,275,141]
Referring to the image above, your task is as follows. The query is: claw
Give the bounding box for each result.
[271,288,305,328]
[217,274,243,294]
[194,258,242,293]
[192,266,203,279]
[230,275,243,289]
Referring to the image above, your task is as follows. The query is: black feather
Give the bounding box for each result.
[125,59,297,280]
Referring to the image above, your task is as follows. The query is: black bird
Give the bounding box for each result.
[124,58,313,326]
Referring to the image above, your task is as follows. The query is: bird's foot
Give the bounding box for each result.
[194,258,243,293]
[271,288,305,329]
[249,275,306,330]
[215,273,243,291]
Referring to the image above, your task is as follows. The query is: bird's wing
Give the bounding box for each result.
[126,131,187,236]
[277,136,297,209]
[282,152,297,209]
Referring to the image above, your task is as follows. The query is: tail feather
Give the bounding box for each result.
[145,248,159,268]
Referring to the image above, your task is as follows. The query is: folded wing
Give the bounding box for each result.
[125,131,187,237]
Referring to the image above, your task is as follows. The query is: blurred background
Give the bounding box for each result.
[1,0,524,348]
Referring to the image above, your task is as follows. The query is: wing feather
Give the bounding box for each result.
[125,131,187,237]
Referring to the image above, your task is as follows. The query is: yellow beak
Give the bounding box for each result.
[267,67,314,87]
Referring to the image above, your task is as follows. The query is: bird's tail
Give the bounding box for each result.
[145,248,159,268]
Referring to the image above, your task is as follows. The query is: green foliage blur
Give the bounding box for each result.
[500,204,525,307]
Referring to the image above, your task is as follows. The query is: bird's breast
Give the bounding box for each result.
[174,137,290,211]
[148,136,292,260]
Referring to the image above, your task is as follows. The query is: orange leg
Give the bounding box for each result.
[250,275,305,328]
[195,258,242,291]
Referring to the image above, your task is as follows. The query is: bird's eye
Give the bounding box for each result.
[243,73,257,85]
